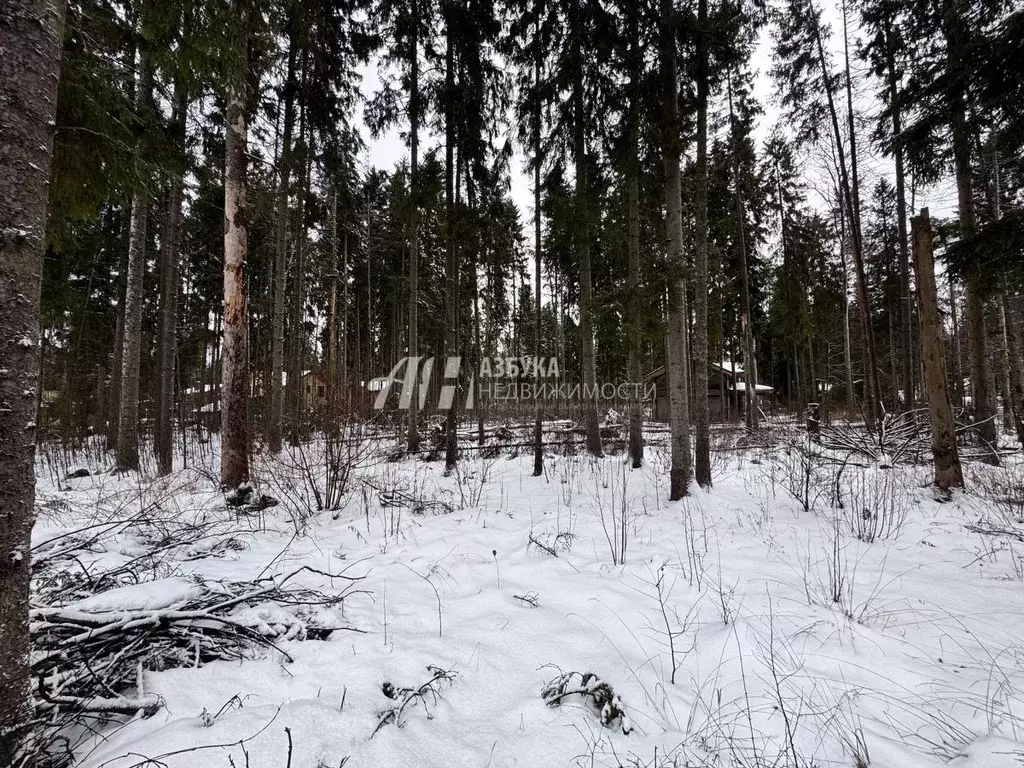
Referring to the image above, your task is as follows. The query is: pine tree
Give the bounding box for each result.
[0,0,68,759]
[661,0,691,499]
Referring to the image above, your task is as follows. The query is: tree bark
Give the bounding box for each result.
[116,54,153,471]
[269,24,298,453]
[661,0,691,500]
[1002,293,1024,445]
[533,0,545,476]
[692,0,711,488]
[810,0,880,430]
[728,72,758,433]
[108,246,127,449]
[444,9,459,471]
[944,0,997,461]
[572,0,601,457]
[156,82,186,476]
[949,273,964,407]
[0,0,66,759]
[407,0,421,453]
[912,210,963,491]
[220,90,251,489]
[883,17,914,407]
[287,99,309,446]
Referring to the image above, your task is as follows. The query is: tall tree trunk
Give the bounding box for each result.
[728,72,758,432]
[810,0,880,430]
[692,0,711,487]
[1002,293,1024,445]
[269,28,298,453]
[287,98,309,446]
[837,198,855,411]
[108,246,127,448]
[533,0,546,475]
[883,17,914,407]
[156,83,186,476]
[948,273,964,406]
[989,142,1014,434]
[661,0,691,499]
[116,55,153,471]
[842,0,881,420]
[625,92,643,467]
[444,9,459,471]
[220,87,250,488]
[341,227,349,409]
[327,187,339,421]
[407,0,421,453]
[0,1,65,760]
[944,0,997,461]
[999,304,1014,431]
[912,210,963,490]
[572,0,601,457]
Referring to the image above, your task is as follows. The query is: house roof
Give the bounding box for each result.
[645,363,772,390]
[710,361,743,374]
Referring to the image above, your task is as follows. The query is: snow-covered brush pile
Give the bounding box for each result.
[27,504,368,768]
[29,566,365,767]
[819,409,931,466]
[541,670,633,735]
[373,665,459,736]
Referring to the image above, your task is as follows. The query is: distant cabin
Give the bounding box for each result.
[185,370,330,429]
[646,361,774,422]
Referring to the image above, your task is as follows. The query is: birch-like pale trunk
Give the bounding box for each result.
[116,54,153,471]
[220,93,251,489]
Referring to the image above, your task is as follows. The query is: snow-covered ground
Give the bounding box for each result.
[32,434,1024,767]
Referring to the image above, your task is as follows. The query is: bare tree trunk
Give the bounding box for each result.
[836,200,854,412]
[811,0,880,430]
[0,0,66,759]
[883,17,914,407]
[999,303,1014,431]
[661,0,691,500]
[989,144,1015,435]
[533,2,546,475]
[407,0,421,453]
[623,3,644,467]
[287,101,309,446]
[692,0,711,488]
[944,0,997,461]
[341,228,349,409]
[949,274,964,407]
[1002,293,1024,445]
[108,249,126,449]
[444,12,459,471]
[475,254,486,446]
[571,3,601,457]
[728,72,758,432]
[912,210,963,490]
[156,83,186,476]
[116,55,153,471]
[220,89,250,489]
[269,30,297,453]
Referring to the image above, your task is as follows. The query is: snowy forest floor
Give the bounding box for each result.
[31,427,1024,768]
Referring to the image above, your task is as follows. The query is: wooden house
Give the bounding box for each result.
[646,361,774,422]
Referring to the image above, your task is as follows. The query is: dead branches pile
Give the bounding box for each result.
[541,669,633,735]
[820,410,930,466]
[29,512,367,768]
[372,665,458,736]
